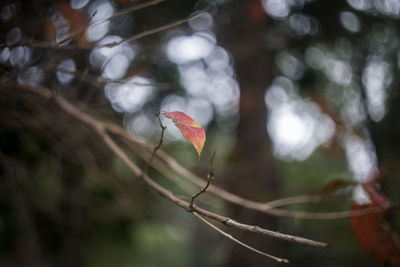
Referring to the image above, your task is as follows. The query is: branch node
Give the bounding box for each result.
[190,152,216,210]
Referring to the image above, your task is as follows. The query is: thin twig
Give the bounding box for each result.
[142,112,166,176]
[55,0,166,46]
[17,8,210,50]
[56,10,98,46]
[96,8,211,49]
[2,63,169,91]
[91,0,167,27]
[193,212,289,264]
[262,195,321,208]
[52,66,170,90]
[8,82,329,249]
[262,205,389,219]
[190,151,216,209]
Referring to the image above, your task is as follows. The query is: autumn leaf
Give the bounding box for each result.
[350,203,400,267]
[161,111,206,157]
[350,171,400,267]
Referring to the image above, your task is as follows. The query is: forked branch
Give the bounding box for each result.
[190,151,216,210]
[8,82,329,256]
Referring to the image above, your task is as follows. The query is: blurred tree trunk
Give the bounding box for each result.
[221,1,282,266]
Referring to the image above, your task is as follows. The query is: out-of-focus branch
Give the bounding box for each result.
[56,0,166,46]
[52,66,171,90]
[92,0,167,27]
[4,63,170,92]
[102,122,391,219]
[16,8,210,50]
[7,82,329,251]
[93,8,211,49]
[56,9,98,46]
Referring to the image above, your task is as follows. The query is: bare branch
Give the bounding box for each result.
[262,195,321,208]
[101,125,391,219]
[263,205,389,219]
[223,219,328,248]
[8,82,329,250]
[193,212,289,264]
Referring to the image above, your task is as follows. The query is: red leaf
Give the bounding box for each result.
[350,203,400,267]
[161,111,206,157]
[350,171,400,266]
